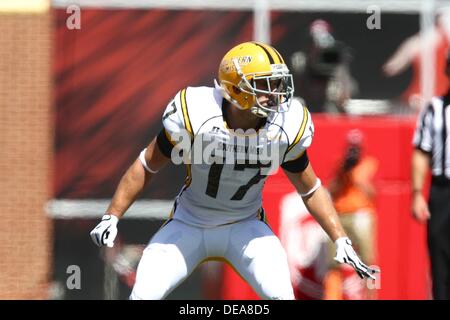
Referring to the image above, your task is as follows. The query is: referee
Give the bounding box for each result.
[411,51,450,300]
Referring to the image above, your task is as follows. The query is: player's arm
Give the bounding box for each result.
[281,106,345,241]
[283,160,378,280]
[90,137,170,247]
[107,137,170,219]
[411,148,431,222]
[284,162,345,242]
[90,91,186,248]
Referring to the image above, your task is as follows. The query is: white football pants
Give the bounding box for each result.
[130,209,294,300]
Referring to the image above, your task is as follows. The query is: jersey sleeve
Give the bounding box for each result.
[412,103,434,153]
[156,89,192,160]
[281,106,314,173]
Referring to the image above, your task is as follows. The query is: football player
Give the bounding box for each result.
[90,41,378,300]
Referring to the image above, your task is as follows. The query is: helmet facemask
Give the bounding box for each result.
[233,59,295,118]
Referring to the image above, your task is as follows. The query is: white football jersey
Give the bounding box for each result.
[160,85,314,227]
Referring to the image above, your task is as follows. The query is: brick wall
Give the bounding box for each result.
[0,11,52,299]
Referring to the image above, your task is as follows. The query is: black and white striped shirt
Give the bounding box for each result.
[413,92,450,179]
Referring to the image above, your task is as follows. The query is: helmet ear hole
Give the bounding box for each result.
[232,86,242,95]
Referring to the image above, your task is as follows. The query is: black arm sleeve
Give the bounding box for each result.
[281,151,310,173]
[156,129,174,158]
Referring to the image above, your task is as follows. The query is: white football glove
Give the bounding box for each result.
[334,237,378,280]
[90,214,119,248]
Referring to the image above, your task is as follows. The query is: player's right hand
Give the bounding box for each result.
[90,214,119,247]
[334,237,378,280]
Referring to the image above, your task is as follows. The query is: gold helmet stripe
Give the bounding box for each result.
[288,106,309,152]
[270,46,285,64]
[259,43,284,64]
[253,42,275,64]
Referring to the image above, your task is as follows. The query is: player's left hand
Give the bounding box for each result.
[334,237,378,280]
[90,214,119,248]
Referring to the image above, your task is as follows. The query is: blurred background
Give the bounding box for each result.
[1,0,449,299]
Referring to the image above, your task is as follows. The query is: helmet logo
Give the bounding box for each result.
[220,56,253,73]
[237,56,252,65]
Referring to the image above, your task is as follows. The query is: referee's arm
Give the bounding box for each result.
[411,101,434,223]
[411,148,431,223]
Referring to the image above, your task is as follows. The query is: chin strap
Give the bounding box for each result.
[214,79,272,119]
[214,79,246,110]
[250,106,269,118]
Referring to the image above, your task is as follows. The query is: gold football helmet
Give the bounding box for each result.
[217,41,294,117]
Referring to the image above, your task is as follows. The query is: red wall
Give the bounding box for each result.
[221,114,431,300]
